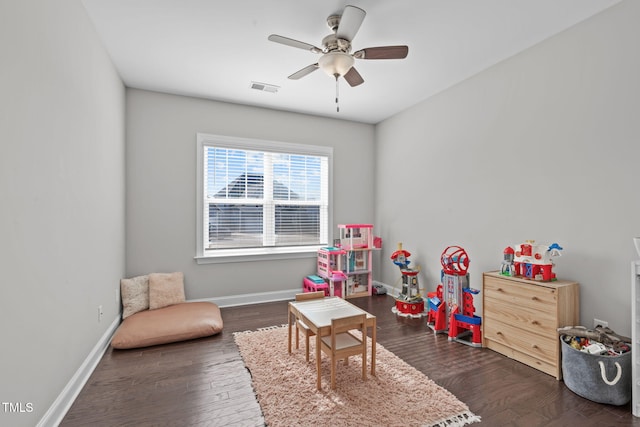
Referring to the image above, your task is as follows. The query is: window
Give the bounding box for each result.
[196,133,332,262]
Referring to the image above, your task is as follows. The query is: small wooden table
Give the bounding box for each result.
[288,297,377,390]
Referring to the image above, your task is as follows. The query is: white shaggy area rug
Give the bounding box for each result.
[234,325,480,427]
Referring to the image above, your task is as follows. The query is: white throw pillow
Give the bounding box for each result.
[149,272,186,310]
[120,275,149,319]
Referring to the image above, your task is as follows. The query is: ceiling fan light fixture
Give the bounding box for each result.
[318,52,354,77]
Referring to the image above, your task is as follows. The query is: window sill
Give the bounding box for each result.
[195,246,322,264]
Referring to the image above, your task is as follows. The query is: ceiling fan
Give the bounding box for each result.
[268,5,409,110]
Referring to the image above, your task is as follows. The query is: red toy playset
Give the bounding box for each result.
[501,240,563,281]
[390,243,427,318]
[448,287,482,347]
[426,284,446,332]
[427,246,482,347]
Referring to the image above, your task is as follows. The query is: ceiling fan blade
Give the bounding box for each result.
[343,67,364,87]
[268,34,323,54]
[336,5,366,42]
[353,45,409,60]
[288,64,319,80]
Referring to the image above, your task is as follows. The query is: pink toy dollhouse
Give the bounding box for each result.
[310,224,376,298]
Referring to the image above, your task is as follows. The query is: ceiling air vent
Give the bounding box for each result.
[250,81,279,93]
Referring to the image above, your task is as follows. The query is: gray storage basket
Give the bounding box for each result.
[560,336,631,405]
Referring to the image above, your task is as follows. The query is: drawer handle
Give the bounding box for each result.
[531,296,539,301]
[531,320,540,325]
[496,331,503,335]
[532,344,539,349]
[497,288,504,292]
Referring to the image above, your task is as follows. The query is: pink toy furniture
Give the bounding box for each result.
[316,247,347,297]
[317,247,345,277]
[303,275,330,296]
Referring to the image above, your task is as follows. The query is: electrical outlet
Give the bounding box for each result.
[98,305,103,322]
[593,318,608,329]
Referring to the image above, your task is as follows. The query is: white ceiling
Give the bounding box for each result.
[82,0,620,124]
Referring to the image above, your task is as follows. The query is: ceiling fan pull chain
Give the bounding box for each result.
[335,74,340,112]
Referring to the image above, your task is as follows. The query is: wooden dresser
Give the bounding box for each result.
[482,272,579,379]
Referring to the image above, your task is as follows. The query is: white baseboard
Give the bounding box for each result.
[37,315,120,427]
[195,284,397,307]
[373,280,397,297]
[191,288,300,307]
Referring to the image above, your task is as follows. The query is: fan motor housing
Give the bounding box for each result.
[322,34,351,53]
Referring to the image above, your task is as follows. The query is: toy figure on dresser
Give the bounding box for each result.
[503,240,563,281]
[390,243,427,318]
[500,246,516,276]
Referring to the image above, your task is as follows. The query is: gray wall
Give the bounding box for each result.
[0,0,125,426]
[375,0,640,336]
[125,89,375,299]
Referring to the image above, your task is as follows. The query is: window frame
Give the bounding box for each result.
[195,133,333,264]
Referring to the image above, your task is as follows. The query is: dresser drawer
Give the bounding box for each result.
[484,339,558,378]
[483,318,558,365]
[484,275,557,313]
[483,297,556,337]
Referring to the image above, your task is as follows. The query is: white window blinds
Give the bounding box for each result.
[197,134,331,258]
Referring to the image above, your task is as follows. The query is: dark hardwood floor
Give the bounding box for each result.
[62,295,639,426]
